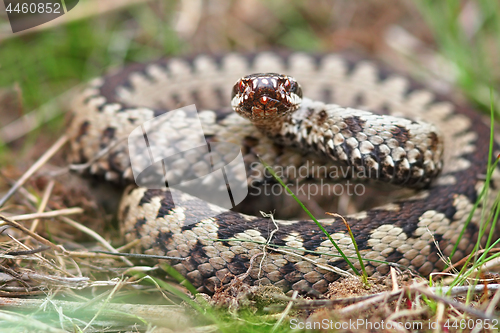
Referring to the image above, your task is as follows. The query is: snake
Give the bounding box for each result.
[66,52,500,295]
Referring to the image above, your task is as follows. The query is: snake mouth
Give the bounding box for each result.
[250,96,281,118]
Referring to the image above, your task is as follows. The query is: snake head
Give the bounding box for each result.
[231,73,302,122]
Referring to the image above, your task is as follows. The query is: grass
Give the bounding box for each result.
[259,158,361,277]
[415,0,500,114]
[0,0,185,152]
[447,93,500,288]
[1,0,500,332]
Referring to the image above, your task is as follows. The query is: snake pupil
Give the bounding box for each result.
[238,80,246,93]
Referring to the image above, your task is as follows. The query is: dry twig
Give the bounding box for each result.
[0,214,64,253]
[58,216,134,266]
[0,135,68,207]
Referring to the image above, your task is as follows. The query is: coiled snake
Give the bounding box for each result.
[67,53,500,294]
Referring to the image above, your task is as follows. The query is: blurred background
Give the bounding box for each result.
[0,0,499,154]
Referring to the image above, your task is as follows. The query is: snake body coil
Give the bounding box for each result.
[67,53,500,294]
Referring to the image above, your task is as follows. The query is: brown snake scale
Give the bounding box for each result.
[67,52,500,295]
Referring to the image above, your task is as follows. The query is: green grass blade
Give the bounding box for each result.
[259,157,360,276]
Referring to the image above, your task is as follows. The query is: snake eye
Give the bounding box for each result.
[238,80,246,93]
[283,79,290,89]
[289,80,302,97]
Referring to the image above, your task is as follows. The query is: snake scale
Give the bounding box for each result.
[66,52,500,295]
